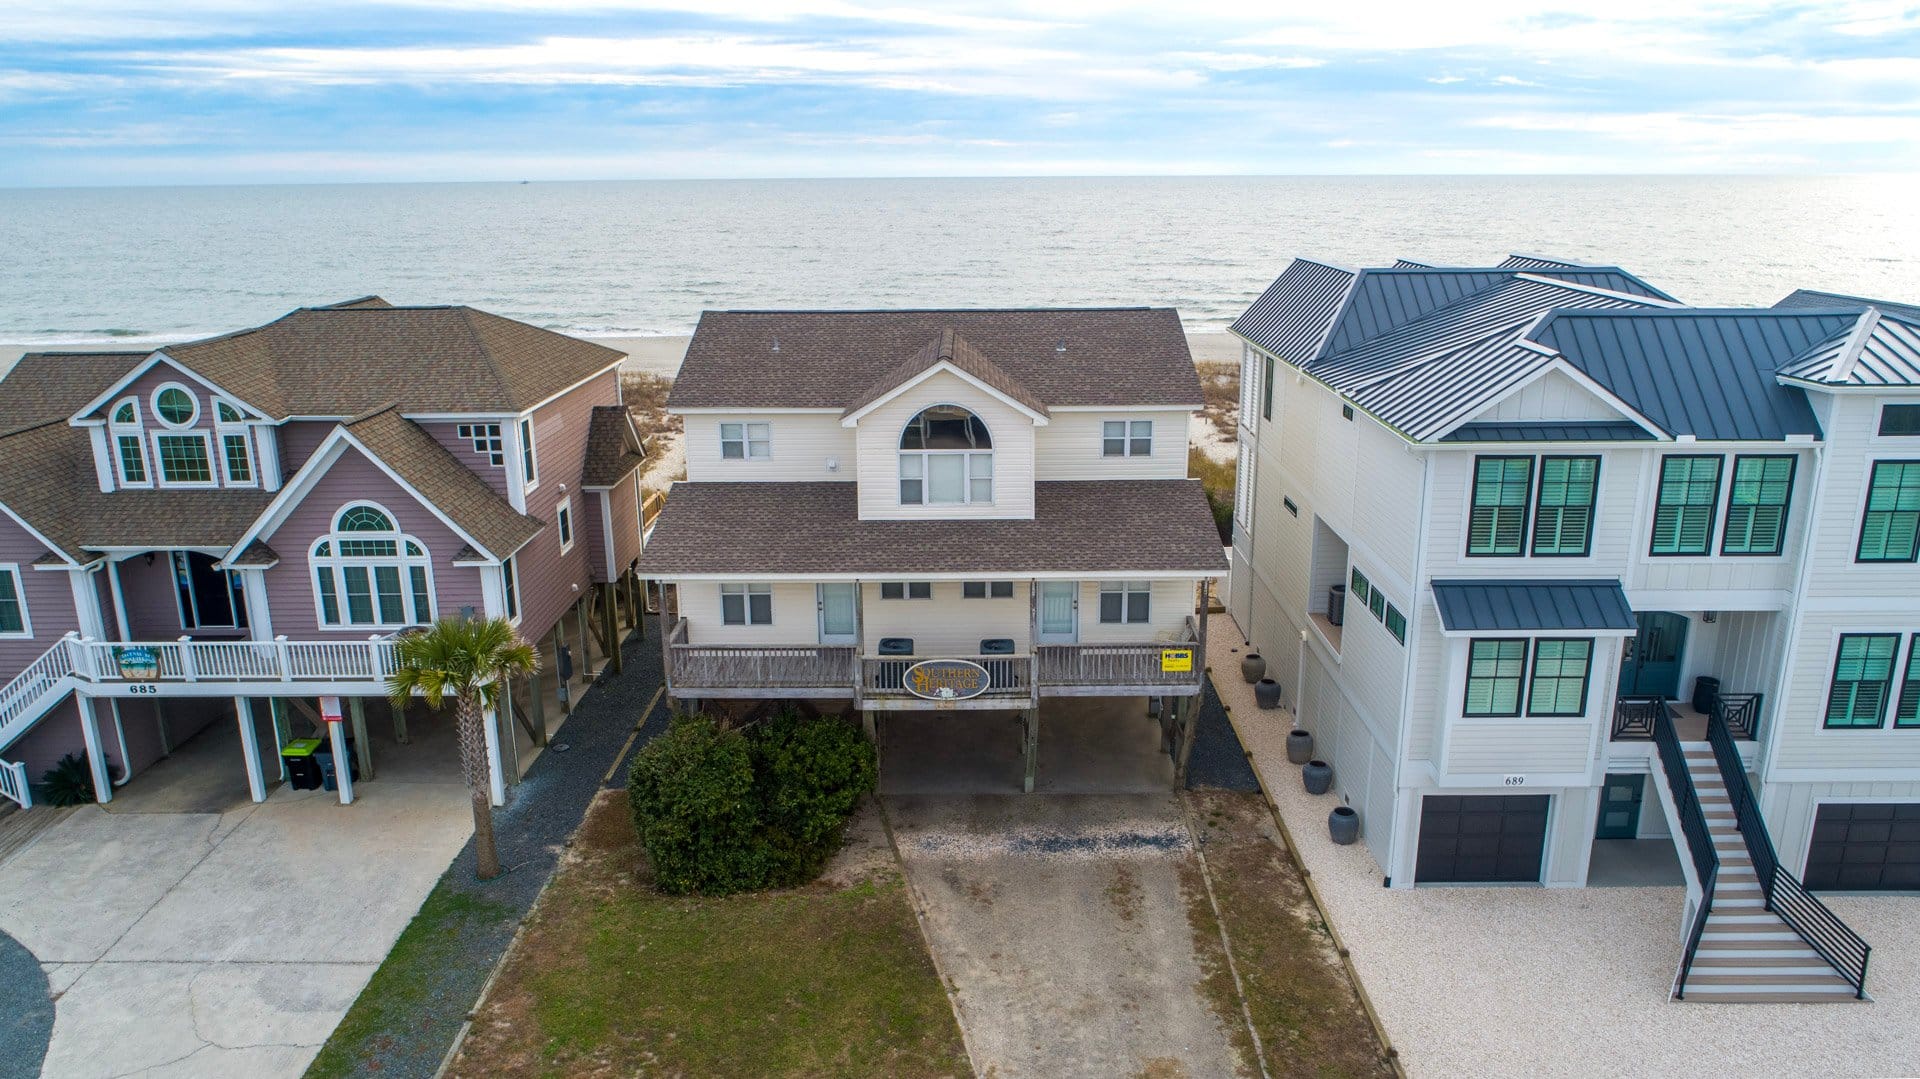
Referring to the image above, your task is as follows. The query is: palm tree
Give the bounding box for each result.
[388,616,538,880]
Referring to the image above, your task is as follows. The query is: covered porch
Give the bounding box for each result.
[1607,606,1778,746]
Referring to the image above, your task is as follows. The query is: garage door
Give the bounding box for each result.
[1416,795,1549,883]
[1805,803,1920,891]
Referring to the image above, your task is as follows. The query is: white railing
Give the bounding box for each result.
[0,759,30,809]
[66,634,399,686]
[0,638,75,734]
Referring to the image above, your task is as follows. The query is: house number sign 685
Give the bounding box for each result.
[1502,774,1526,787]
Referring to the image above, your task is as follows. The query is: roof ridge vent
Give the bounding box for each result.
[1054,338,1067,354]
[771,334,780,353]
[1833,307,1882,381]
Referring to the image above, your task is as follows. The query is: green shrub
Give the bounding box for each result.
[626,715,766,895]
[626,710,876,896]
[750,710,878,886]
[36,753,95,807]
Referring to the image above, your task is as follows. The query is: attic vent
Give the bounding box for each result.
[1054,338,1067,354]
[771,335,781,353]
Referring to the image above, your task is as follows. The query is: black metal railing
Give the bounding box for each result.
[1651,699,1717,1000]
[1612,695,1664,741]
[1706,712,1870,998]
[1710,691,1763,741]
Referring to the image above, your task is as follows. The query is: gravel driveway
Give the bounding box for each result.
[887,792,1244,1079]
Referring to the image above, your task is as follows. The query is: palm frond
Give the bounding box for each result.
[387,615,541,712]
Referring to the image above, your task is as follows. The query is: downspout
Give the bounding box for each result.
[107,698,132,786]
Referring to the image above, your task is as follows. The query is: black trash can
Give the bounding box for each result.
[314,740,360,792]
[1692,676,1721,714]
[282,738,324,791]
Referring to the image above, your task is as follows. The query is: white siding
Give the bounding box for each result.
[1761,779,1920,879]
[1075,579,1195,644]
[1033,411,1193,480]
[1446,723,1593,775]
[682,414,855,482]
[853,371,1037,520]
[860,581,1031,655]
[675,580,822,646]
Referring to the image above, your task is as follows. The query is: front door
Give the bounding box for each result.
[1037,581,1078,643]
[817,583,857,645]
[1596,774,1645,840]
[1618,611,1686,699]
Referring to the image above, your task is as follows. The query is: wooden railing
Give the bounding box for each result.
[666,620,856,690]
[642,490,666,530]
[860,655,1033,698]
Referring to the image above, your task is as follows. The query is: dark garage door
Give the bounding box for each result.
[1416,795,1549,883]
[1805,803,1920,891]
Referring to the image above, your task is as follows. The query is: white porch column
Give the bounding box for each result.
[326,716,354,805]
[68,568,108,640]
[482,703,507,807]
[76,696,113,804]
[107,558,132,642]
[240,569,273,641]
[234,696,266,803]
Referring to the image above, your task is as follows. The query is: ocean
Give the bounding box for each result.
[2,175,1917,346]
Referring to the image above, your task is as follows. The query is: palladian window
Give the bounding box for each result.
[899,405,993,505]
[311,503,433,628]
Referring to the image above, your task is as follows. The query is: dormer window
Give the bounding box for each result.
[109,397,150,486]
[899,405,993,505]
[214,398,255,486]
[153,384,198,427]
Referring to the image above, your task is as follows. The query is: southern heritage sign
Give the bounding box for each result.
[903,659,991,701]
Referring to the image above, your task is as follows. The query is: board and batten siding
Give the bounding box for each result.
[1031,411,1193,480]
[257,444,485,638]
[510,371,615,641]
[681,414,855,483]
[1299,650,1399,869]
[1467,369,1624,422]
[853,371,1037,520]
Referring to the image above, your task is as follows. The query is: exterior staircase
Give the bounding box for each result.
[1677,742,1862,1002]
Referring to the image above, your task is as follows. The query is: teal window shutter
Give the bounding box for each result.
[1857,461,1920,563]
[1650,455,1722,555]
[1527,639,1593,716]
[1825,634,1900,728]
[1532,456,1599,556]
[1722,455,1795,556]
[1464,639,1527,716]
[1468,456,1533,556]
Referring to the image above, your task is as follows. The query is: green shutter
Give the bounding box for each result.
[1651,456,1722,555]
[1384,604,1406,644]
[1825,634,1899,728]
[1468,456,1533,556]
[0,569,22,633]
[1857,461,1920,562]
[1897,635,1920,728]
[1722,455,1794,555]
[1464,639,1527,716]
[1350,567,1370,606]
[1527,639,1593,716]
[1532,456,1598,556]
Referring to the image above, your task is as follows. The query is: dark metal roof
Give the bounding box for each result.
[1229,260,1355,368]
[1778,310,1920,387]
[1440,420,1656,442]
[1500,254,1586,270]
[1322,270,1513,354]
[1534,310,1856,441]
[1776,288,1920,322]
[1432,579,1636,633]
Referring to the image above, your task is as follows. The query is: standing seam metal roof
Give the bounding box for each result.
[1778,310,1920,387]
[1431,579,1637,633]
[1228,259,1355,368]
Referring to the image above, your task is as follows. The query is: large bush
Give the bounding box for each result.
[627,710,877,895]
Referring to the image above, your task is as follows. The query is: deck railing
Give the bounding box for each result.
[1710,692,1764,741]
[860,655,1033,699]
[1649,698,1717,1000]
[65,634,400,686]
[666,620,857,690]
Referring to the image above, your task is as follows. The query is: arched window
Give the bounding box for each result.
[899,405,993,505]
[310,503,434,628]
[108,396,150,486]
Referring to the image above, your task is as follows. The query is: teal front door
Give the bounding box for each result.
[1596,774,1645,839]
[1618,611,1687,699]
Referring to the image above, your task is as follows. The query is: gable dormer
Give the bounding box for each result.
[72,353,279,493]
[840,329,1049,521]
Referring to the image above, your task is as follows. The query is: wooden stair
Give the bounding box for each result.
[1678,743,1860,1003]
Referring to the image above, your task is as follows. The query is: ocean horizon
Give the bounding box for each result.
[4,174,1917,347]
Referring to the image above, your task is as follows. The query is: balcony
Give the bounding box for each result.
[665,617,1204,708]
[1612,690,1763,742]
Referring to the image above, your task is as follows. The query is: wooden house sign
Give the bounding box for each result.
[904,659,991,701]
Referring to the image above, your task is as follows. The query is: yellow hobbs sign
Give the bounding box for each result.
[1160,649,1193,673]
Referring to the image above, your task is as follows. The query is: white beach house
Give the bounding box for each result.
[640,309,1228,790]
[1228,255,1918,1001]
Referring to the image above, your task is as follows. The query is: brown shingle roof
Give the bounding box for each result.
[581,405,646,488]
[342,407,544,558]
[842,329,1050,418]
[139,303,623,419]
[672,308,1202,410]
[640,480,1227,577]
[0,352,150,434]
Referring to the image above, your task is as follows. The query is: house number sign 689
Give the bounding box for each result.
[1502,774,1526,787]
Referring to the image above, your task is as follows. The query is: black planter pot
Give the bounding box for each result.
[1302,758,1333,795]
[1240,653,1266,684]
[1286,729,1313,764]
[1328,806,1359,845]
[1254,678,1283,710]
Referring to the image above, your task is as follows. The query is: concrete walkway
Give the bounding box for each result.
[888,792,1242,1079]
[0,719,472,1078]
[1209,614,1920,1078]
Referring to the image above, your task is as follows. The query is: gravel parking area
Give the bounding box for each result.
[1208,624,1920,1079]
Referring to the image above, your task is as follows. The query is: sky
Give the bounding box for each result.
[2,1,1919,185]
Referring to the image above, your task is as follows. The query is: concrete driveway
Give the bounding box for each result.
[0,715,471,1078]
[888,792,1244,1079]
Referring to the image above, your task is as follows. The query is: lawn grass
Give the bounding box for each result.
[1182,790,1394,1079]
[305,883,517,1079]
[446,791,969,1078]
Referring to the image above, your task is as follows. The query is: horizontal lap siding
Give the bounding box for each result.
[1033,411,1193,480]
[276,421,337,475]
[259,444,484,638]
[583,495,610,582]
[1074,579,1194,644]
[609,472,643,573]
[6,698,84,787]
[424,422,511,499]
[862,581,1029,656]
[0,514,76,678]
[682,414,855,482]
[1446,722,1592,775]
[855,372,1036,520]
[678,580,821,647]
[115,553,184,639]
[513,373,614,641]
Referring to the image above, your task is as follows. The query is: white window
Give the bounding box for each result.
[720,421,771,459]
[109,397,150,487]
[881,582,933,600]
[518,417,539,489]
[962,581,1015,599]
[311,503,434,629]
[214,399,255,486]
[720,582,772,625]
[556,496,574,553]
[899,405,992,505]
[152,432,216,486]
[1102,419,1153,457]
[0,564,29,637]
[152,383,198,428]
[1099,581,1151,624]
[501,555,520,622]
[457,423,505,466]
